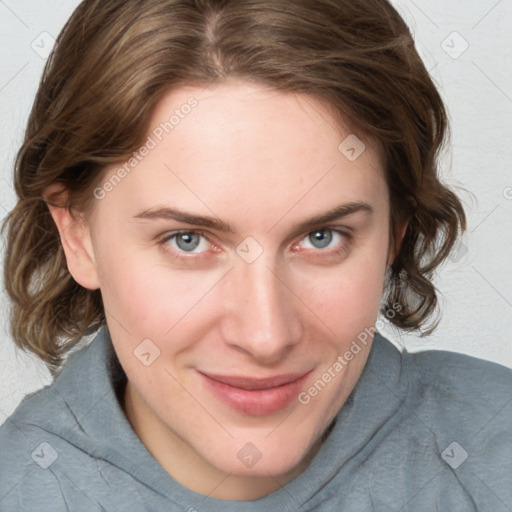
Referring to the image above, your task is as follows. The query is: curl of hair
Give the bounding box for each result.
[2,0,466,374]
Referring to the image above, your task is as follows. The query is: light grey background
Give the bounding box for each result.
[1,0,511,425]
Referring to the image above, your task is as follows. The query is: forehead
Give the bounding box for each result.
[151,79,375,170]
[94,79,388,230]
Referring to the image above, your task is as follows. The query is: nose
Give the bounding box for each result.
[220,255,303,364]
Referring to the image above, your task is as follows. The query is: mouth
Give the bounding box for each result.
[198,370,313,415]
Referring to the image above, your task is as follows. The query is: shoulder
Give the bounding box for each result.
[400,344,512,470]
[0,395,69,510]
[404,345,512,407]
[0,337,103,510]
[0,377,111,512]
[356,338,512,507]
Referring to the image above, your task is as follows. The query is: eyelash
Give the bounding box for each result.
[291,228,352,261]
[157,228,352,263]
[157,230,216,263]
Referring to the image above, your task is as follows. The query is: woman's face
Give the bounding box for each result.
[76,79,394,498]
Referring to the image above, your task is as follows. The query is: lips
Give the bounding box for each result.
[203,373,308,390]
[199,370,312,415]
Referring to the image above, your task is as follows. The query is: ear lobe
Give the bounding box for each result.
[44,184,100,290]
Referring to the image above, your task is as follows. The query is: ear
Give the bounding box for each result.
[387,220,408,266]
[44,183,100,290]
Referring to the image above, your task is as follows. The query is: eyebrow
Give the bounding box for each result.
[291,201,373,234]
[132,201,373,234]
[132,207,234,232]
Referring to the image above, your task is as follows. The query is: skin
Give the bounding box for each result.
[47,78,402,500]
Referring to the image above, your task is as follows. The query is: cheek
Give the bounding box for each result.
[96,245,224,346]
[295,253,387,337]
[93,236,165,333]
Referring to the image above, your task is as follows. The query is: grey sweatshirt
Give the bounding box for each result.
[1,327,511,511]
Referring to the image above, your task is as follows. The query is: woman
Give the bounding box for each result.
[1,0,510,510]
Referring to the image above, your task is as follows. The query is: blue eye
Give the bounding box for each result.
[167,231,209,253]
[302,229,342,249]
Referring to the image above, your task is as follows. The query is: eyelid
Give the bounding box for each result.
[159,228,209,242]
[158,229,217,256]
[296,226,352,244]
[157,226,352,263]
[290,226,352,258]
[300,228,343,246]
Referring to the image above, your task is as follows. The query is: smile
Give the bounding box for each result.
[198,371,313,415]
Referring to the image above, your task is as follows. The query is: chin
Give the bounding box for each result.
[207,429,319,478]
[222,453,305,479]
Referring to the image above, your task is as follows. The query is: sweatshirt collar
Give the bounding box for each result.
[48,326,406,511]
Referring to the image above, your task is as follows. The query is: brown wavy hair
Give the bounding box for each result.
[2,0,465,375]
